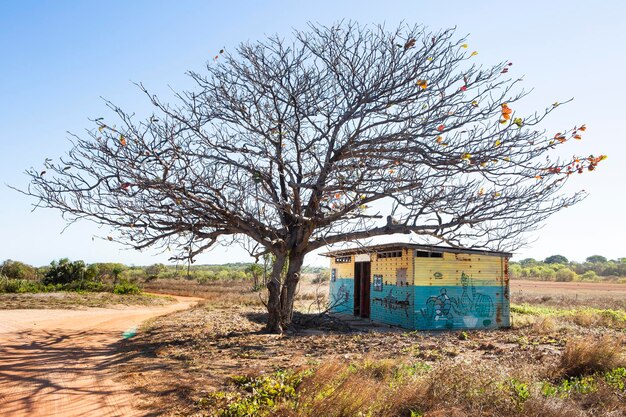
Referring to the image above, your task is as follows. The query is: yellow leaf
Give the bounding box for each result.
[460,43,468,48]
[495,139,501,147]
[426,57,433,61]
[461,153,471,160]
[436,136,444,144]
[471,100,478,107]
[503,157,510,162]
[479,188,485,195]
[471,51,478,57]
[98,125,105,133]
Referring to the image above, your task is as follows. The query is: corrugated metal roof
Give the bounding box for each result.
[319,242,512,258]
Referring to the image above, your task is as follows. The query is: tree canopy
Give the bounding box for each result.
[22,22,605,331]
[586,255,607,264]
[544,255,569,264]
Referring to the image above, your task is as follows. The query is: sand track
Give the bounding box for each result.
[0,295,199,417]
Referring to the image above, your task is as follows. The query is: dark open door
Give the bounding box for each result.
[353,262,371,318]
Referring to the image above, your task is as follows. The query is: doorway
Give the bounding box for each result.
[353,262,371,318]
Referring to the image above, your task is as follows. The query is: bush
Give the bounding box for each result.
[0,276,51,293]
[43,258,87,285]
[1,260,37,280]
[113,280,141,295]
[555,268,577,282]
[556,337,626,379]
[581,270,598,281]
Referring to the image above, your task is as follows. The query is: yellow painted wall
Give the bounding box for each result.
[413,251,504,286]
[371,248,414,285]
[329,249,505,286]
[330,255,355,279]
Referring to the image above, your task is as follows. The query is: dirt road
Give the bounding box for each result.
[0,295,200,417]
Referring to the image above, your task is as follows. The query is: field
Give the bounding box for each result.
[114,278,626,417]
[0,292,175,310]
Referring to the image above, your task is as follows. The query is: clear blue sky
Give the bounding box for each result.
[1,0,624,267]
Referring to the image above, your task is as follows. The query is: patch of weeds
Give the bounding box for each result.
[541,375,598,398]
[604,367,626,390]
[511,303,626,329]
[508,378,530,404]
[198,370,310,417]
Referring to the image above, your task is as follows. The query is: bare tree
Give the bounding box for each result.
[21,22,605,332]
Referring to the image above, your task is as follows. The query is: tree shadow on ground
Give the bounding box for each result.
[0,328,166,416]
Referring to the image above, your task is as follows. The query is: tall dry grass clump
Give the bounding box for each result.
[556,336,625,379]
[277,358,527,417]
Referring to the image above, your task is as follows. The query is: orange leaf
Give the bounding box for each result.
[416,80,428,89]
[579,125,587,131]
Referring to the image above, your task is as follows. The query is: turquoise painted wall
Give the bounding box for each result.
[370,283,414,328]
[414,282,509,330]
[329,274,509,330]
[329,277,354,314]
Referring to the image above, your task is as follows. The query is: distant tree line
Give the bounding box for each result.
[0,258,328,293]
[510,255,626,282]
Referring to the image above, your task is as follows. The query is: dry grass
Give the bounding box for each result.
[0,291,175,309]
[115,278,626,416]
[556,336,626,379]
[143,277,328,313]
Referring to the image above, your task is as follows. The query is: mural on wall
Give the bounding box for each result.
[331,283,350,308]
[373,288,411,317]
[421,272,494,328]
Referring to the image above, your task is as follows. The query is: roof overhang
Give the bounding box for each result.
[320,242,512,258]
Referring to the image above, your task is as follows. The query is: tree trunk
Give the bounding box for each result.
[266,253,286,333]
[280,252,305,326]
[264,251,305,333]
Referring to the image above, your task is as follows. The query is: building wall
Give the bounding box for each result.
[328,248,510,331]
[329,255,355,314]
[369,248,414,327]
[412,252,510,330]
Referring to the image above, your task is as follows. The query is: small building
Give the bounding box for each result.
[322,243,511,330]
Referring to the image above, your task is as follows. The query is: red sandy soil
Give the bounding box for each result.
[0,295,200,417]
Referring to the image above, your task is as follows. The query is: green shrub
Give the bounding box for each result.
[556,268,577,282]
[113,280,141,294]
[581,270,598,281]
[1,260,37,280]
[0,276,47,293]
